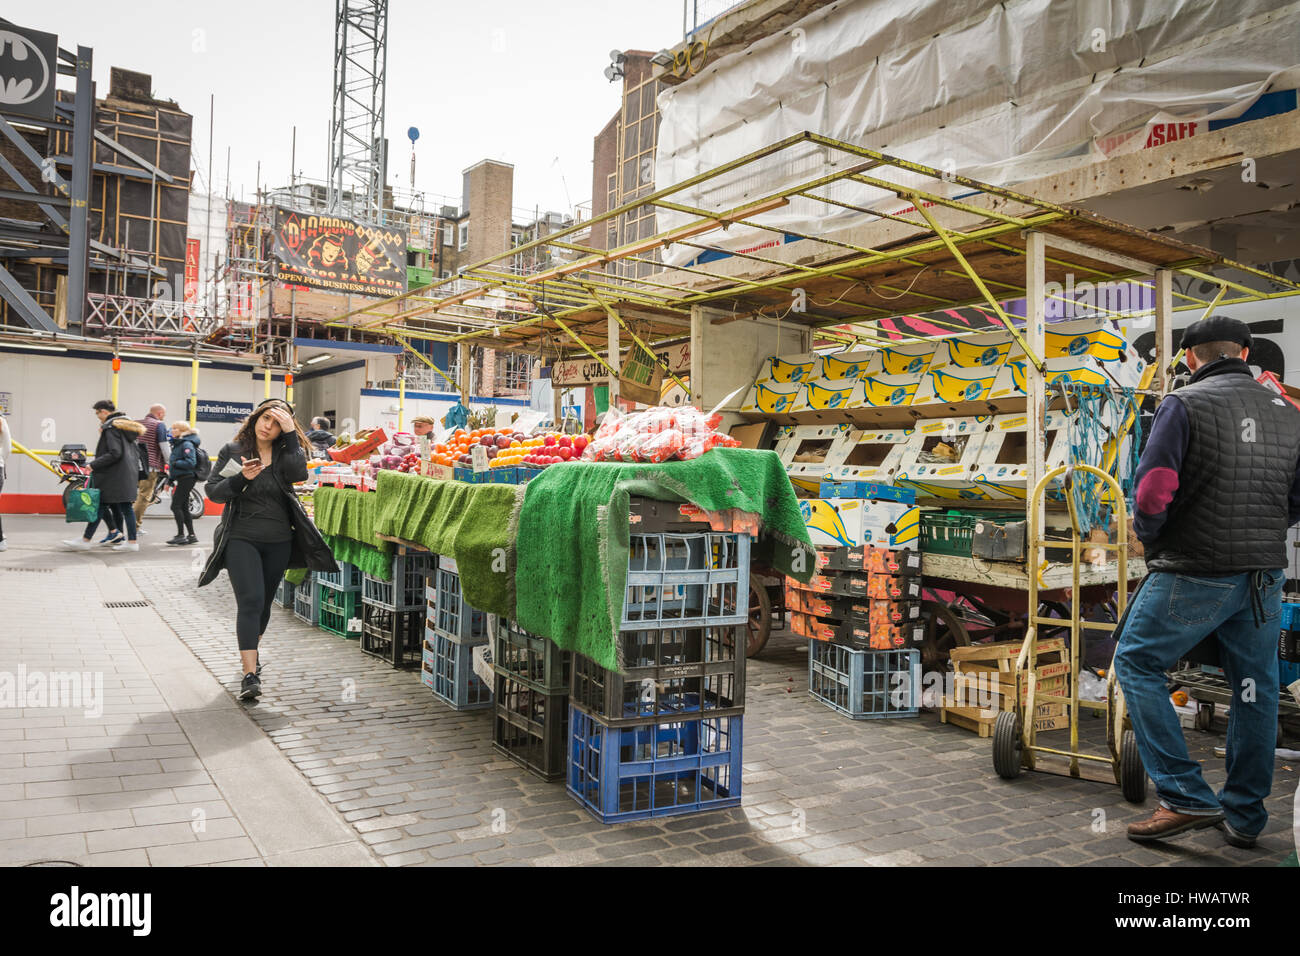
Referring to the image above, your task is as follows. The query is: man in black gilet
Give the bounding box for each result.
[1116,316,1300,847]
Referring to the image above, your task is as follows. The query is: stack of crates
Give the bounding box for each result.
[274,577,296,609]
[360,552,434,667]
[293,572,320,626]
[317,561,363,638]
[492,617,572,781]
[424,555,492,710]
[567,497,749,824]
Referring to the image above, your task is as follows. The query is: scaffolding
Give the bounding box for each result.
[328,0,389,223]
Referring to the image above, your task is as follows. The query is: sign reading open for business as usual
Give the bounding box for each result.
[552,341,690,387]
[271,208,408,298]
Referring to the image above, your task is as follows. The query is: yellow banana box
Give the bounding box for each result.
[755,353,822,385]
[859,373,923,408]
[988,351,1146,400]
[894,417,992,500]
[822,426,914,484]
[792,377,865,413]
[877,341,938,377]
[970,410,1073,500]
[741,379,802,417]
[819,350,880,381]
[799,497,921,550]
[774,424,858,490]
[928,330,1016,372]
[912,363,1001,406]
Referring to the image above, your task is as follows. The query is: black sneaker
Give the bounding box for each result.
[184,534,199,545]
[239,673,262,700]
[1216,820,1257,848]
[165,534,187,546]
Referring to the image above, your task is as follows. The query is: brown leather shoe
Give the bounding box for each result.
[1127,806,1224,843]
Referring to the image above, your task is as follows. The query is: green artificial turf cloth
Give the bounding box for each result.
[372,470,520,618]
[313,487,394,578]
[513,448,813,672]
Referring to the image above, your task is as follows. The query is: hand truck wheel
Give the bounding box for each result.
[992,710,1023,780]
[1119,729,1147,803]
[1195,701,1215,732]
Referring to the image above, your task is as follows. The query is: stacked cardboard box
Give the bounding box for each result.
[785,545,924,652]
[939,637,1071,737]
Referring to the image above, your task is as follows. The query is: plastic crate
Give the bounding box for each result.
[808,643,920,719]
[1279,658,1300,689]
[420,638,436,690]
[362,552,435,611]
[430,631,493,710]
[623,531,750,627]
[570,625,745,725]
[919,510,1035,557]
[316,562,363,592]
[1281,603,1300,631]
[318,586,362,638]
[493,672,568,781]
[359,602,424,668]
[275,577,296,608]
[567,707,743,824]
[293,578,320,625]
[428,565,489,644]
[493,617,571,693]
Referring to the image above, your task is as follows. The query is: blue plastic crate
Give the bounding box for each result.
[1281,659,1300,689]
[567,706,743,824]
[453,467,490,484]
[316,562,363,592]
[293,577,320,625]
[430,631,493,710]
[488,467,519,484]
[518,466,545,482]
[623,531,750,627]
[818,480,916,503]
[428,565,489,645]
[362,552,435,611]
[275,577,296,608]
[808,643,920,719]
[1281,603,1300,631]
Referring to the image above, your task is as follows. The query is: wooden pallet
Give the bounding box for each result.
[939,700,1068,737]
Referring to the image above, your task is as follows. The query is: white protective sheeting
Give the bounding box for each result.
[655,0,1300,265]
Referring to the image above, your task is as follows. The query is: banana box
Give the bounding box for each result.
[878,341,938,377]
[894,417,992,500]
[988,351,1146,400]
[755,353,822,385]
[928,330,1016,373]
[822,426,913,484]
[791,377,865,415]
[1044,317,1130,362]
[775,423,857,492]
[970,410,1072,500]
[741,379,802,417]
[859,373,923,409]
[912,364,1001,407]
[819,350,879,381]
[800,497,921,550]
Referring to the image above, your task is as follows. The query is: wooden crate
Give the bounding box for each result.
[940,698,1067,737]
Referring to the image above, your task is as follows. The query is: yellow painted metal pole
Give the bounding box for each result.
[111,355,120,406]
[286,372,295,406]
[10,438,61,477]
[264,366,271,399]
[398,375,405,431]
[189,358,199,429]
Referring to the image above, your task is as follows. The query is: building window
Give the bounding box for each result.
[458,223,469,250]
[442,223,453,246]
[441,270,451,279]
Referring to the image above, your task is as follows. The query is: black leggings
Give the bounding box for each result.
[171,475,197,536]
[225,537,293,651]
[85,501,136,541]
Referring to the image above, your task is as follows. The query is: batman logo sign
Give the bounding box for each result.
[0,29,52,109]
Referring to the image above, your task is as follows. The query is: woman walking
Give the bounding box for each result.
[200,398,337,701]
[166,421,202,546]
[62,400,144,553]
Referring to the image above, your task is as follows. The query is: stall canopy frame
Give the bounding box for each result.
[321,131,1300,368]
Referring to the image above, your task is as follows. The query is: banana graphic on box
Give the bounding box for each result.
[1044,317,1128,361]
[931,332,1015,371]
[861,373,922,407]
[914,365,1000,405]
[743,380,802,415]
[768,354,821,384]
[801,497,921,549]
[797,378,863,412]
[879,343,938,377]
[820,351,876,381]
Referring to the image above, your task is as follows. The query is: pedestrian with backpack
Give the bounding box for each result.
[165,421,207,545]
[62,400,145,552]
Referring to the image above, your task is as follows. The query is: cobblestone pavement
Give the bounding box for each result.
[124,559,1298,868]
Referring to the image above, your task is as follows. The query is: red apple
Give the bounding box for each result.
[543,435,556,446]
[557,447,572,461]
[558,436,572,448]
[487,447,497,459]
[573,435,589,452]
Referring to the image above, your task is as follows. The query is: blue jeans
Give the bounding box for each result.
[1113,569,1282,836]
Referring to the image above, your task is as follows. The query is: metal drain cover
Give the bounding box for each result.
[103,600,151,609]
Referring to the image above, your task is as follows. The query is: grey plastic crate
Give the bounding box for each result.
[622,531,750,627]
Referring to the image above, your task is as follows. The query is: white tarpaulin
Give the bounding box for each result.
[655,0,1300,264]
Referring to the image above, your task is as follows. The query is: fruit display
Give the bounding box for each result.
[587,405,741,463]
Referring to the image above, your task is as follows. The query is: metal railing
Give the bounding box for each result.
[85,293,220,339]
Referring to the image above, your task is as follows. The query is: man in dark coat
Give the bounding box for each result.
[62,400,146,552]
[306,416,335,455]
[1115,316,1300,847]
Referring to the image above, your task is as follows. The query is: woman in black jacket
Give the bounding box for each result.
[201,398,338,700]
[62,400,145,552]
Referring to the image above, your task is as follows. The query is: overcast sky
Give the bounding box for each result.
[25,1,685,217]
